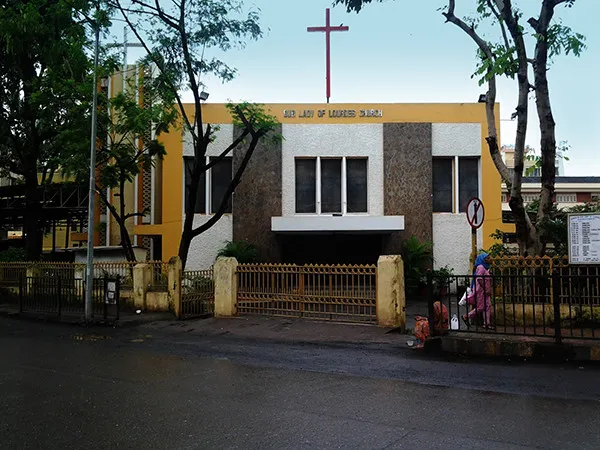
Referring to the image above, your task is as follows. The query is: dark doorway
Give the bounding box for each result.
[151,236,162,261]
[281,234,383,265]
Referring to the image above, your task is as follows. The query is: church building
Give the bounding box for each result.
[133,102,502,275]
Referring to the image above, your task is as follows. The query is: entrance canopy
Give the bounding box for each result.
[271,215,404,234]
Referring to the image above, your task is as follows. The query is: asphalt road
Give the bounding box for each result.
[1,317,600,449]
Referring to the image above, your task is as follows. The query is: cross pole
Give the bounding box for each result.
[307,8,349,103]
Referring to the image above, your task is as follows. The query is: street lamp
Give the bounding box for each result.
[85,14,100,323]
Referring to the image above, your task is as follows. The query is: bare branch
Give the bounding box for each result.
[443,1,512,186]
[191,132,267,239]
[486,0,513,54]
[203,129,251,171]
[111,0,196,141]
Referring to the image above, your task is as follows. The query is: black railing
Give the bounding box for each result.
[428,271,600,342]
[18,276,120,322]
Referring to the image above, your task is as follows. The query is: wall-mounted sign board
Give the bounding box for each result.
[568,213,600,265]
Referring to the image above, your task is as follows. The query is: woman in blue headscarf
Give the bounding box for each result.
[463,252,493,328]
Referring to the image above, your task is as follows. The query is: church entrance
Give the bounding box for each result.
[280,233,384,265]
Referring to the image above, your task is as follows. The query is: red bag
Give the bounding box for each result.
[433,301,449,333]
[414,316,430,348]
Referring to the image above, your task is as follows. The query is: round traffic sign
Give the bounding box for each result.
[466,197,485,229]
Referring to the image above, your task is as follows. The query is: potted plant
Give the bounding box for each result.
[401,236,433,300]
[432,265,454,299]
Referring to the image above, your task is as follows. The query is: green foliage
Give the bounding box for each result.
[226,102,281,143]
[116,0,264,97]
[0,248,27,262]
[487,229,517,258]
[432,265,454,287]
[401,236,433,297]
[217,240,258,264]
[0,0,99,177]
[525,141,570,176]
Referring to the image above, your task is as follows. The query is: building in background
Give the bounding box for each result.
[501,144,564,178]
[134,103,503,275]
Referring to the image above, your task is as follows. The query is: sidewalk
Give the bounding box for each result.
[140,315,411,346]
[431,331,600,362]
[0,302,174,327]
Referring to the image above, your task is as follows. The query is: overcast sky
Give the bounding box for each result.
[122,0,599,175]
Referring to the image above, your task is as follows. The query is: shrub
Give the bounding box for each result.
[402,236,433,299]
[217,240,258,264]
[0,247,26,262]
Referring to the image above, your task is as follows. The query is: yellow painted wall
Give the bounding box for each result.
[134,103,502,261]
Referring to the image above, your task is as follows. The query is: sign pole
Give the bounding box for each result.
[466,197,485,270]
[470,227,477,270]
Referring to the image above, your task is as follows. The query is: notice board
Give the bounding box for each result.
[568,213,600,264]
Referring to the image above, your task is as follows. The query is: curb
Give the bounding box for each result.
[430,333,600,363]
[0,308,174,328]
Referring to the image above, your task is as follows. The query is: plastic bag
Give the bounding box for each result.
[414,316,430,348]
[459,287,472,306]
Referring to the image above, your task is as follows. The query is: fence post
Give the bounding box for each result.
[214,257,238,317]
[116,278,121,321]
[133,263,152,311]
[57,277,62,319]
[376,255,405,329]
[427,271,435,336]
[552,271,562,345]
[168,256,183,318]
[19,273,23,313]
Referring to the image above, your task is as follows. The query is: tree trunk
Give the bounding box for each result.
[23,172,43,261]
[531,1,558,255]
[118,178,137,262]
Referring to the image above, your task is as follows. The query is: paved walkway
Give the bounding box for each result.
[142,315,410,346]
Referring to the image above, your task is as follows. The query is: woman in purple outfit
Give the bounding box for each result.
[462,253,493,329]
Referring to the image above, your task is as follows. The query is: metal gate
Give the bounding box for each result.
[18,276,120,321]
[236,263,377,323]
[180,268,215,319]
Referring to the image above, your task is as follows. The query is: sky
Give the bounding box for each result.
[120,0,600,176]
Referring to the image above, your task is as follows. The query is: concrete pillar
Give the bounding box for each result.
[168,256,182,318]
[214,257,238,317]
[133,263,152,310]
[376,255,405,329]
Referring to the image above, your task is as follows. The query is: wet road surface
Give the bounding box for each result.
[1,317,600,449]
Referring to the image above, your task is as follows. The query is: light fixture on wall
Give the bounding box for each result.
[478,94,487,103]
[200,91,209,101]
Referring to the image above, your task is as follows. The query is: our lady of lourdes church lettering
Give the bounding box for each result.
[283,109,383,119]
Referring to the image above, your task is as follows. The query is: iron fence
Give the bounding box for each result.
[92,262,136,291]
[149,261,170,292]
[181,268,214,319]
[18,276,119,321]
[428,270,600,342]
[0,261,171,292]
[236,263,377,323]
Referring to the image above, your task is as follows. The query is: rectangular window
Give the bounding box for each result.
[184,157,206,214]
[320,158,342,213]
[183,156,232,215]
[432,158,453,213]
[346,158,368,213]
[295,159,316,213]
[210,157,232,214]
[458,158,479,212]
[294,157,368,214]
[556,193,577,203]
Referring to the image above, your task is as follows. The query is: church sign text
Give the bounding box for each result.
[283,109,383,119]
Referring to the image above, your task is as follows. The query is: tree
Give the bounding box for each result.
[109,0,279,269]
[335,0,585,256]
[0,0,98,260]
[63,64,178,261]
